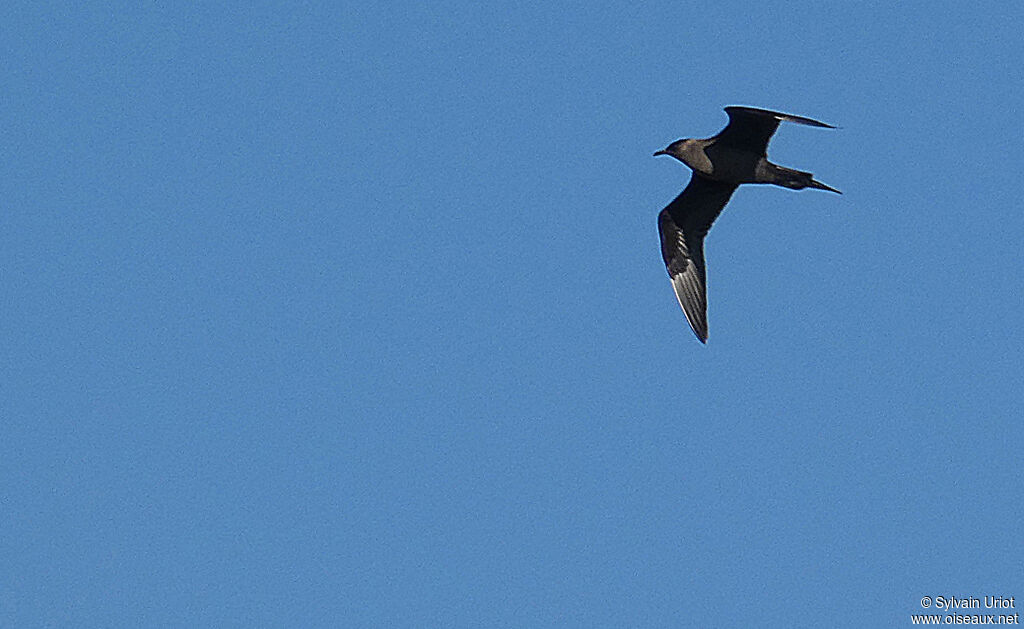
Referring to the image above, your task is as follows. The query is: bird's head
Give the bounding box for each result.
[653,139,693,161]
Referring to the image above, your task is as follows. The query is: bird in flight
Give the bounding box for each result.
[653,106,840,343]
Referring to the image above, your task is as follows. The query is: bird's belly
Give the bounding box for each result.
[701,146,762,183]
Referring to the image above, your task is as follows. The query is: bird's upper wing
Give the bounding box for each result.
[658,174,738,343]
[715,106,835,156]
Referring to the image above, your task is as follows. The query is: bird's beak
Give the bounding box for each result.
[653,149,667,157]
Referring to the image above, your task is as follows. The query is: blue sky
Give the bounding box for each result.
[2,1,1022,626]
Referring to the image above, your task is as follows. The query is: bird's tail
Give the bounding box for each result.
[771,164,842,194]
[808,178,842,194]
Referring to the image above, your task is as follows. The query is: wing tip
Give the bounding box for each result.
[670,277,709,345]
[683,317,709,344]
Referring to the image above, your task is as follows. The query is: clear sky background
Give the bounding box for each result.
[2,2,1022,627]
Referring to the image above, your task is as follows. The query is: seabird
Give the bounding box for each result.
[653,106,840,343]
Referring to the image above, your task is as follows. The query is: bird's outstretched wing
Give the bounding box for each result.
[658,174,738,343]
[715,106,835,156]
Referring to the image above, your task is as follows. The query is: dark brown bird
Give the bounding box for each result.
[653,106,840,343]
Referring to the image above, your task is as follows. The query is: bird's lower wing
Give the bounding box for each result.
[658,175,738,343]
